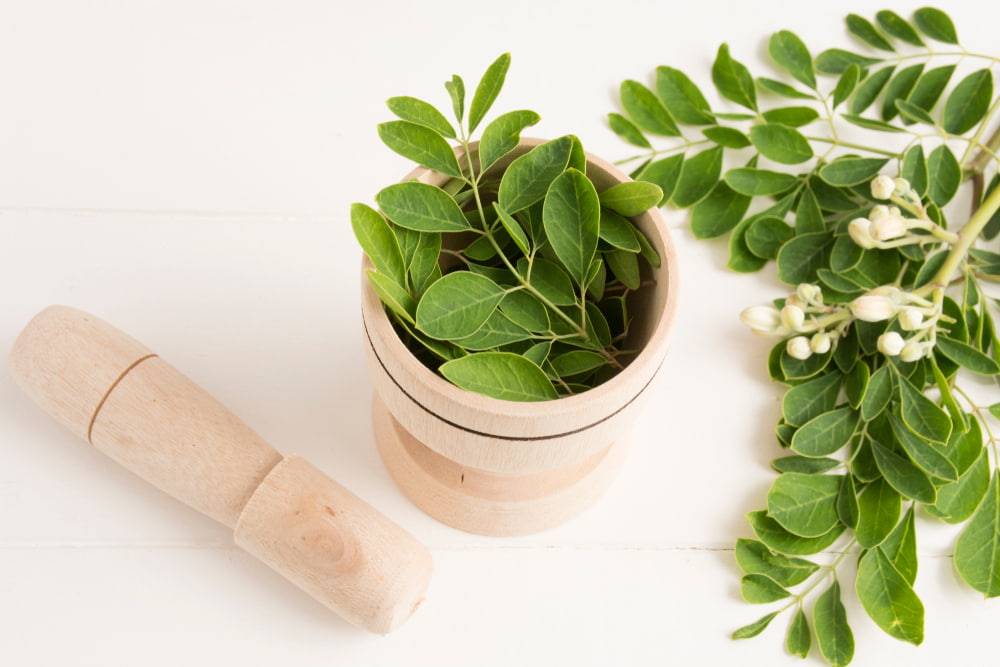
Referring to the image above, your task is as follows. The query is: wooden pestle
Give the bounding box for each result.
[9,305,432,634]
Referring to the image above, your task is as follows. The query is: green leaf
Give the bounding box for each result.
[724,168,798,196]
[672,146,724,208]
[815,49,882,75]
[819,157,889,187]
[901,144,929,197]
[690,181,751,239]
[876,10,925,46]
[845,360,870,409]
[444,74,465,123]
[376,181,471,232]
[768,30,816,89]
[494,204,531,256]
[841,113,909,133]
[907,64,955,116]
[519,257,576,306]
[757,77,815,100]
[408,232,442,296]
[943,69,994,134]
[781,347,833,381]
[543,168,600,287]
[814,581,854,667]
[599,210,642,252]
[605,249,640,290]
[365,270,417,325]
[767,472,842,538]
[749,124,813,165]
[711,43,757,110]
[655,66,714,124]
[762,106,820,128]
[882,64,924,121]
[741,574,790,604]
[955,470,1000,597]
[550,350,606,378]
[638,154,684,205]
[745,216,794,260]
[913,7,959,44]
[795,188,825,235]
[598,181,663,217]
[479,110,542,172]
[607,113,651,149]
[732,611,780,640]
[888,412,959,481]
[856,477,901,548]
[791,407,858,457]
[747,510,845,556]
[728,215,769,273]
[850,66,895,114]
[386,96,456,138]
[499,289,549,332]
[439,351,557,402]
[882,506,918,586]
[377,121,463,179]
[702,126,751,148]
[453,310,531,350]
[498,136,573,213]
[928,449,991,523]
[772,456,841,475]
[856,547,925,644]
[832,64,862,108]
[467,53,510,134]
[838,473,860,528]
[620,80,680,136]
[776,231,831,285]
[895,367,952,444]
[415,271,506,340]
[782,370,842,427]
[846,13,895,51]
[871,440,937,504]
[786,609,811,659]
[936,336,1000,375]
[351,203,406,286]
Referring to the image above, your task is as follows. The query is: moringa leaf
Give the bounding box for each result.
[818,157,889,186]
[365,270,417,325]
[498,136,574,213]
[672,146,724,207]
[444,74,465,123]
[518,257,576,306]
[607,112,651,149]
[767,472,842,538]
[782,371,842,427]
[732,611,780,640]
[543,168,601,287]
[943,69,993,134]
[761,106,820,128]
[351,203,406,286]
[901,144,929,197]
[894,367,952,444]
[814,581,854,667]
[745,216,794,260]
[768,30,816,89]
[757,77,816,100]
[690,180,751,239]
[846,13,895,51]
[954,471,1000,597]
[712,43,757,110]
[386,96,456,138]
[856,547,925,644]
[850,66,895,114]
[415,271,506,340]
[725,168,799,196]
[936,336,1000,375]
[786,609,811,659]
[913,7,959,44]
[832,64,861,108]
[791,407,858,457]
[735,538,820,586]
[376,181,471,232]
[599,209,642,252]
[815,48,882,75]
[747,510,846,555]
[468,53,510,134]
[741,574,790,604]
[882,506,918,586]
[702,126,751,148]
[439,352,558,402]
[598,181,664,217]
[749,123,813,164]
[882,64,924,121]
[493,203,531,256]
[876,10,925,46]
[855,477,901,548]
[871,440,937,504]
[479,110,542,172]
[378,121,464,178]
[620,79,681,136]
[776,231,831,285]
[655,66,715,124]
[638,154,685,205]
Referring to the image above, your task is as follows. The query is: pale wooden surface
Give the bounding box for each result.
[4,1,1000,665]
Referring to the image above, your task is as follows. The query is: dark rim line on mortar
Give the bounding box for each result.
[362,313,663,442]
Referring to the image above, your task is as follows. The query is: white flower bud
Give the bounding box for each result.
[850,295,897,322]
[740,305,783,334]
[848,217,876,249]
[898,307,924,331]
[871,175,895,200]
[810,332,832,354]
[877,331,905,356]
[781,304,806,331]
[785,294,804,308]
[868,285,903,299]
[870,213,908,241]
[869,204,891,221]
[893,177,911,196]
[787,336,812,360]
[796,283,818,303]
[900,341,925,363]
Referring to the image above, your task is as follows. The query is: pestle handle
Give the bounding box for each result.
[9,305,432,634]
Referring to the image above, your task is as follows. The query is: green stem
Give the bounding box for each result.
[961,92,1000,169]
[805,136,901,157]
[917,183,1000,296]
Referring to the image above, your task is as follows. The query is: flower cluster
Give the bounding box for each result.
[847,176,959,250]
[741,284,945,362]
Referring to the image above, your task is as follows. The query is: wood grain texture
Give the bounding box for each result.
[9,305,432,633]
[362,139,679,533]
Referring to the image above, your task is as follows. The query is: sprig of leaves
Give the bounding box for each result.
[611,7,1000,665]
[354,54,663,401]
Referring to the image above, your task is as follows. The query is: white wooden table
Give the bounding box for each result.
[3,1,999,665]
